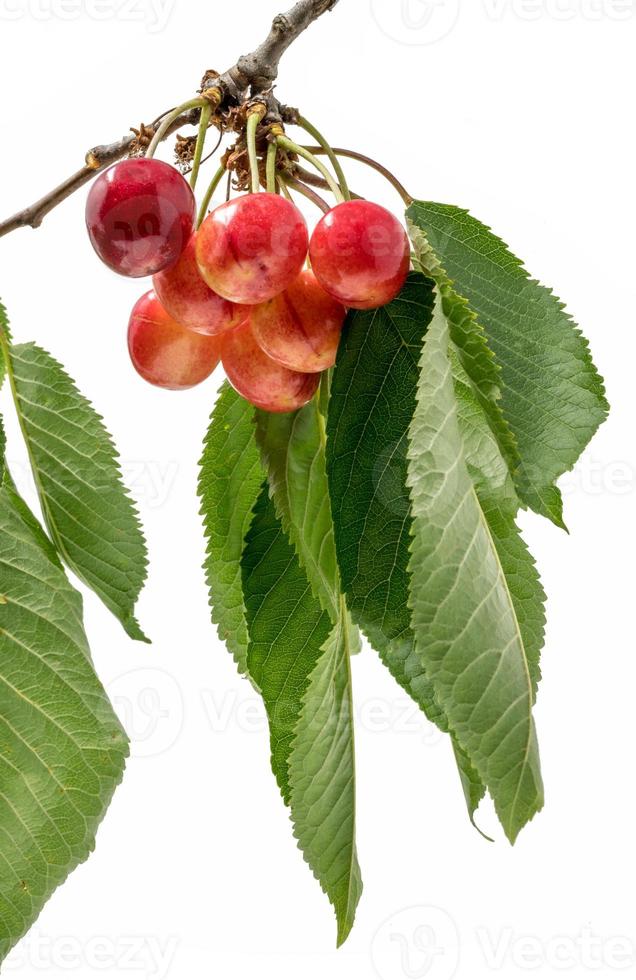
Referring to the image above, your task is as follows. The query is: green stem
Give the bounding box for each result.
[277,136,344,203]
[145,97,206,159]
[277,177,293,201]
[304,145,413,205]
[296,115,350,201]
[283,176,330,214]
[266,141,278,194]
[190,103,213,190]
[247,111,263,194]
[197,164,226,227]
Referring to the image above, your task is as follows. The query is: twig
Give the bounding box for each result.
[219,0,339,99]
[0,0,340,240]
[0,111,196,237]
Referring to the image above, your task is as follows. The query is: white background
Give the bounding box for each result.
[0,1,634,978]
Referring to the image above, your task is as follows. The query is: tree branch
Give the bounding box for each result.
[221,0,339,97]
[0,0,340,240]
[0,112,196,237]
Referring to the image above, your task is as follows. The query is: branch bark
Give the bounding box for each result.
[0,0,339,240]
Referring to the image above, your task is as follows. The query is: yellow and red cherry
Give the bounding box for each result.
[196,193,309,305]
[309,200,410,310]
[127,291,223,390]
[251,269,346,373]
[153,234,241,336]
[221,319,320,413]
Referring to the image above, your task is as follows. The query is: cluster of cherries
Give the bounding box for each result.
[85,156,410,413]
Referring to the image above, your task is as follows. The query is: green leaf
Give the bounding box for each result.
[242,485,332,800]
[408,217,519,477]
[0,297,11,385]
[289,607,362,947]
[255,398,361,656]
[452,347,547,696]
[407,292,544,843]
[0,414,5,483]
[1,341,148,641]
[0,483,128,964]
[407,201,609,526]
[1,469,62,570]
[326,273,445,729]
[452,740,491,841]
[198,382,264,677]
[255,401,339,622]
[242,487,361,943]
[325,275,490,827]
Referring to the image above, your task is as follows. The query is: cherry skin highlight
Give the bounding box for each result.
[127,291,223,390]
[221,319,320,413]
[251,269,346,373]
[86,159,195,278]
[309,200,410,310]
[196,193,309,305]
[153,235,241,336]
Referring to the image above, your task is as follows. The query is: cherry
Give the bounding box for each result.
[221,319,320,413]
[153,234,241,336]
[251,269,346,373]
[196,193,309,305]
[127,291,223,390]
[86,159,195,278]
[309,200,410,310]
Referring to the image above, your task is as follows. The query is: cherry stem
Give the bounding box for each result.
[266,141,278,194]
[189,103,213,190]
[145,97,206,159]
[197,164,226,227]
[277,136,344,203]
[283,176,330,214]
[277,177,293,201]
[247,110,264,194]
[295,116,350,201]
[303,145,413,205]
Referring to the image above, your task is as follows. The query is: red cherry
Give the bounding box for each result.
[153,235,241,336]
[309,200,410,310]
[196,193,309,305]
[128,291,222,390]
[221,319,320,413]
[251,270,346,373]
[86,159,195,278]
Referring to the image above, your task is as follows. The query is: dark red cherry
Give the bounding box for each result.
[86,159,195,278]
